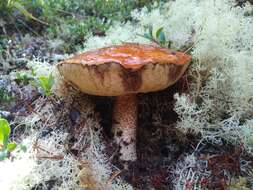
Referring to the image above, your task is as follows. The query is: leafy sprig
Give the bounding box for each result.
[142,25,172,48]
[31,72,55,97]
[0,118,16,160]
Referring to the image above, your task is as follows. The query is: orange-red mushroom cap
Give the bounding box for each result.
[57,43,191,96]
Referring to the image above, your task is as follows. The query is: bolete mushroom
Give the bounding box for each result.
[57,43,191,161]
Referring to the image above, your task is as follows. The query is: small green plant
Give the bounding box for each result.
[0,88,12,104]
[0,118,27,161]
[31,73,54,97]
[15,72,32,85]
[0,118,16,161]
[142,25,171,48]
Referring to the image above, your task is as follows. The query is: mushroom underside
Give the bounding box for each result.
[57,62,187,96]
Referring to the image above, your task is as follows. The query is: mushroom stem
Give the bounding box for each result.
[113,94,137,161]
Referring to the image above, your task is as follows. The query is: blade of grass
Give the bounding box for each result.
[12,1,49,26]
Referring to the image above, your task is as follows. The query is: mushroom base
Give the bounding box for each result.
[113,94,137,161]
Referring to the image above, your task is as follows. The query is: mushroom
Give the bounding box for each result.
[57,43,191,161]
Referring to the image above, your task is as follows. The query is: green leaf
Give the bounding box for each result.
[155,27,164,39]
[38,73,54,97]
[156,27,166,45]
[7,142,17,152]
[0,118,11,148]
[0,133,3,143]
[0,118,10,136]
[0,150,8,161]
[0,134,8,150]
[38,76,48,90]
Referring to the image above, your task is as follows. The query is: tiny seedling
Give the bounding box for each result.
[0,118,16,160]
[31,73,55,97]
[0,88,12,104]
[142,25,195,54]
[15,72,32,85]
[142,25,172,48]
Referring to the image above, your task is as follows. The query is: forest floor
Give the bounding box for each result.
[1,0,253,190]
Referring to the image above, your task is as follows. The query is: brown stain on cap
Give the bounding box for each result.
[120,68,142,92]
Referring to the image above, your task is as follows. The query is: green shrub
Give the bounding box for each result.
[41,0,164,52]
[1,0,165,53]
